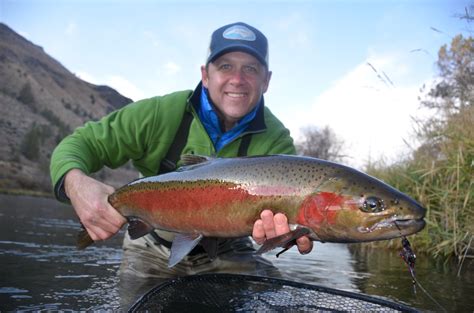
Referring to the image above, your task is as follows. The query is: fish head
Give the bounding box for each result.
[301,163,426,243]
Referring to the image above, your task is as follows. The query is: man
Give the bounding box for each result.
[50,22,312,305]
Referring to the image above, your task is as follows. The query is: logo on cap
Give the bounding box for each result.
[223,25,256,41]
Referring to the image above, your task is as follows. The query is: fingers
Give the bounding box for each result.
[261,209,277,238]
[252,209,313,256]
[296,236,313,254]
[273,212,290,235]
[82,202,126,241]
[65,169,126,242]
[252,219,265,245]
[253,210,281,244]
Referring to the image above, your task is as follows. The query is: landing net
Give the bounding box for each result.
[129,273,418,312]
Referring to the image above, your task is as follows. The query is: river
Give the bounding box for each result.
[0,194,472,311]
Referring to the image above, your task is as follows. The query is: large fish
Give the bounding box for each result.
[78,155,426,267]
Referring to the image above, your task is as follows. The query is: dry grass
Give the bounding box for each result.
[366,104,473,264]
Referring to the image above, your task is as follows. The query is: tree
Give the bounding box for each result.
[295,125,345,161]
[17,82,36,109]
[402,34,473,259]
[20,123,41,161]
[416,34,473,161]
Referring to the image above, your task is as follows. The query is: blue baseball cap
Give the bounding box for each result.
[206,22,269,67]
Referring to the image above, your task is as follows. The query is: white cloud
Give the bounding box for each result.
[75,71,144,101]
[292,53,428,168]
[76,71,99,84]
[163,61,181,75]
[105,75,145,101]
[65,21,77,35]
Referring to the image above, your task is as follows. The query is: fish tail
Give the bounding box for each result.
[77,227,94,250]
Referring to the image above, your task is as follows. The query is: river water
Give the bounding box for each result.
[0,194,472,311]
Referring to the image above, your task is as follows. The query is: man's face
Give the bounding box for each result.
[201,51,272,131]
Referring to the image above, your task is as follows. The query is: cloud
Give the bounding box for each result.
[295,53,428,167]
[76,71,99,84]
[163,61,181,75]
[105,75,145,101]
[76,71,144,101]
[65,21,77,35]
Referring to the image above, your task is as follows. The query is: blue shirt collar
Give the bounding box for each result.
[198,85,262,151]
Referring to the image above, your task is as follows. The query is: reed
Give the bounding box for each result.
[366,104,473,262]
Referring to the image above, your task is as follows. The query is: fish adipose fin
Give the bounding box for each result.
[169,233,203,268]
[256,227,311,256]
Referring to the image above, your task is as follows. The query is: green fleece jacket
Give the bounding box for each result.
[50,84,296,199]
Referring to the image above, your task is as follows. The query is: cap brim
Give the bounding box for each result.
[207,45,267,66]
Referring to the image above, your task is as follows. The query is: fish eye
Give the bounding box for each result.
[360,196,386,213]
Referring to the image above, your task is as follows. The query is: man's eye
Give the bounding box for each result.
[243,66,258,74]
[219,64,232,71]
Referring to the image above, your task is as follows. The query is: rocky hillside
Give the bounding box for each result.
[0,23,137,194]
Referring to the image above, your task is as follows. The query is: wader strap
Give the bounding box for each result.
[159,110,253,174]
[237,135,252,157]
[158,110,194,174]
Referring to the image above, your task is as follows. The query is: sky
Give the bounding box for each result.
[1,0,472,168]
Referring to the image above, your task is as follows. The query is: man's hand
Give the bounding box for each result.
[252,209,313,255]
[65,169,126,242]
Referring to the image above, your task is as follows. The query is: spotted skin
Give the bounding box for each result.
[107,155,426,243]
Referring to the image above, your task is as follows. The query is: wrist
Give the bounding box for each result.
[64,169,85,198]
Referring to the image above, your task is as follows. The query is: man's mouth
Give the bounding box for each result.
[225,92,247,98]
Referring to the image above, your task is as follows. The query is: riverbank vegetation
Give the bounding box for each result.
[366,34,473,263]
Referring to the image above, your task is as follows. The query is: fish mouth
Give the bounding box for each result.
[392,218,426,236]
[358,217,426,236]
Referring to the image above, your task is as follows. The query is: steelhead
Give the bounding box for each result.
[78,155,426,267]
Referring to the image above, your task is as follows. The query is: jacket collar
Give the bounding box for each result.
[188,81,267,133]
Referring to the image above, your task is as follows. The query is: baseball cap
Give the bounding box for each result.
[206,22,269,67]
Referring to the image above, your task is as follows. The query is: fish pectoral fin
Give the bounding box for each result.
[127,218,154,240]
[256,227,311,255]
[200,237,218,261]
[168,233,203,268]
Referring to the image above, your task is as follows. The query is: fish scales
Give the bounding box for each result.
[107,155,425,243]
[110,156,328,237]
[77,155,427,266]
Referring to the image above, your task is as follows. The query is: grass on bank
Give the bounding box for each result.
[365,104,473,264]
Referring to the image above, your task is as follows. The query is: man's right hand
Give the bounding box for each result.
[64,169,127,242]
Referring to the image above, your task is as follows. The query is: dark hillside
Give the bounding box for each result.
[0,23,137,194]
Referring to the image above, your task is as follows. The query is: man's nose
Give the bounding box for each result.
[229,69,244,84]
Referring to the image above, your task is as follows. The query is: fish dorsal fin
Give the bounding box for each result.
[169,233,203,267]
[180,154,213,166]
[127,218,154,240]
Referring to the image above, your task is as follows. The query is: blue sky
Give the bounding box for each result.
[1,0,472,167]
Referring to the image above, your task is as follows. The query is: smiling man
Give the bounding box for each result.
[50,21,312,307]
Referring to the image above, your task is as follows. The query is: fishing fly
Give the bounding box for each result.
[399,236,417,293]
[394,221,447,312]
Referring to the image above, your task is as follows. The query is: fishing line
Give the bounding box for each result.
[394,221,447,313]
